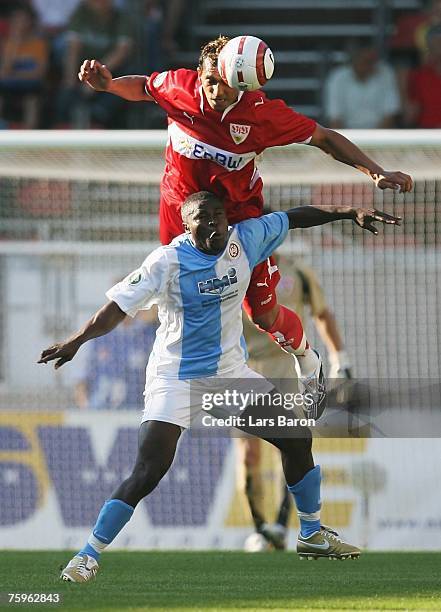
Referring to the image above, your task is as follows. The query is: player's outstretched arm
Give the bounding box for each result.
[309,125,413,193]
[286,205,401,235]
[38,301,126,370]
[78,59,153,101]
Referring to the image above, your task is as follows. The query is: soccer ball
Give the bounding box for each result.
[217,35,275,91]
[243,532,270,552]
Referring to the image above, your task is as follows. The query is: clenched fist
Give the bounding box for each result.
[78,59,113,92]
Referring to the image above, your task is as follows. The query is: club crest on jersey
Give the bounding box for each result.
[229,242,241,259]
[198,267,237,295]
[128,270,142,285]
[230,123,251,145]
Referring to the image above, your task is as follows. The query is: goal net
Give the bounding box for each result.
[0,130,440,551]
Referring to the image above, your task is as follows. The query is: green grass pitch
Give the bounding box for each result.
[1,551,440,611]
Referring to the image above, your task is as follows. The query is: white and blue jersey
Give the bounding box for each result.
[106,212,289,380]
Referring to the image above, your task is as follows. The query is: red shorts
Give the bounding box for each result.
[159,200,280,316]
[159,201,185,245]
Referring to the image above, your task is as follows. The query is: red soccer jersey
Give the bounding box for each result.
[145,69,316,241]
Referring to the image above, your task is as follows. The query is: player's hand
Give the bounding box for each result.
[352,208,401,235]
[38,340,80,369]
[374,170,413,193]
[78,59,113,91]
[329,350,352,379]
[329,365,352,379]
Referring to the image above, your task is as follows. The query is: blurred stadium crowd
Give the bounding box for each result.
[0,0,188,129]
[0,0,440,130]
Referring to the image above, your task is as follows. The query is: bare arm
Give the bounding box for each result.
[327,119,344,130]
[78,59,153,101]
[38,301,126,369]
[314,309,353,378]
[286,205,401,234]
[314,308,344,353]
[309,125,413,193]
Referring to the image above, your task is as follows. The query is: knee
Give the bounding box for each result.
[279,433,312,457]
[250,304,279,331]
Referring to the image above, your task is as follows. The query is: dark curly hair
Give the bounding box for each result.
[198,36,230,70]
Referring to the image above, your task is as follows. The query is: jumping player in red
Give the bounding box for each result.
[78,36,413,408]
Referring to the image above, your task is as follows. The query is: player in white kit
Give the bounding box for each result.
[38,192,400,581]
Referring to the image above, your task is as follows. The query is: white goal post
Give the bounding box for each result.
[1,129,441,183]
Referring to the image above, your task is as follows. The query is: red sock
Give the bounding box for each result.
[266,305,309,355]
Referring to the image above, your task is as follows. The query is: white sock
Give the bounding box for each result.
[293,348,319,379]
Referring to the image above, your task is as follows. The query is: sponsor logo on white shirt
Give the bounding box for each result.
[198,267,238,295]
[169,122,256,172]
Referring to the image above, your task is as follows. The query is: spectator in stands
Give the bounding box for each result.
[406,25,441,127]
[125,0,185,72]
[0,1,13,39]
[57,0,133,127]
[0,4,48,128]
[390,0,441,65]
[31,0,80,65]
[324,42,401,129]
[73,309,157,410]
[129,0,164,74]
[161,0,185,60]
[389,1,441,125]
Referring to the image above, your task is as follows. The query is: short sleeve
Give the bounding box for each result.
[106,248,168,317]
[255,98,316,148]
[144,69,189,106]
[237,212,289,268]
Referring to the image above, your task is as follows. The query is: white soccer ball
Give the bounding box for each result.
[218,35,275,91]
[243,532,270,552]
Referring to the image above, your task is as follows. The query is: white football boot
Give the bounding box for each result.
[60,554,99,582]
[297,525,361,560]
[296,349,327,421]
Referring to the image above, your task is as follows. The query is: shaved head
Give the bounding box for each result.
[181,191,223,223]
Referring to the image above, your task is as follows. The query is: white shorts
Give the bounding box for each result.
[142,364,274,429]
